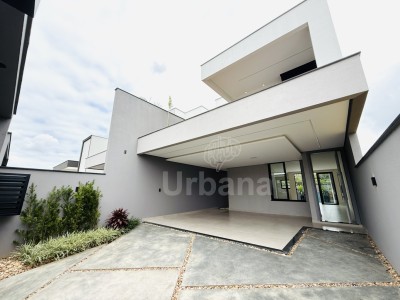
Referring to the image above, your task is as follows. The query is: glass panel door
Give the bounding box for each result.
[316,172,338,205]
[310,151,356,223]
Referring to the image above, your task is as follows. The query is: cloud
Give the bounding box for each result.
[25,134,59,151]
[7,0,400,169]
[152,62,166,74]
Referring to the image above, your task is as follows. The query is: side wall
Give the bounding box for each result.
[345,117,400,272]
[0,168,105,257]
[227,164,311,217]
[100,89,228,223]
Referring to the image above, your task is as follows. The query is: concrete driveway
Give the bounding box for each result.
[0,224,399,299]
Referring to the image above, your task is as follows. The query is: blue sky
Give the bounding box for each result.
[8,0,400,168]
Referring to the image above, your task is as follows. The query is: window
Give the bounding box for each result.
[268,161,305,201]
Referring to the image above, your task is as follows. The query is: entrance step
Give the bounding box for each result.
[312,221,366,234]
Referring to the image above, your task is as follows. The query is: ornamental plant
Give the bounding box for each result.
[14,228,121,267]
[106,208,129,230]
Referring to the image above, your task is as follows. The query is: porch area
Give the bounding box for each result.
[144,208,312,251]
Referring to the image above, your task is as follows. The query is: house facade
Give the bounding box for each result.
[1,0,400,273]
[136,0,367,226]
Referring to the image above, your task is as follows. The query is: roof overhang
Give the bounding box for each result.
[1,0,40,18]
[138,54,368,170]
[0,1,36,118]
[201,0,342,101]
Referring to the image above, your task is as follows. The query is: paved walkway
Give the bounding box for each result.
[0,224,399,299]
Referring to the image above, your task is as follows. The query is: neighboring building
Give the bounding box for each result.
[53,136,108,173]
[1,0,400,274]
[77,135,108,173]
[53,160,79,172]
[61,106,208,174]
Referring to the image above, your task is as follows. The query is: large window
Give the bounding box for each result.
[268,161,305,201]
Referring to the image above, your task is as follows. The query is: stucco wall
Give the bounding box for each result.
[101,89,228,223]
[227,164,311,217]
[345,120,400,272]
[0,168,104,257]
[201,0,342,79]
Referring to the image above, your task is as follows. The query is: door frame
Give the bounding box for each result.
[306,147,360,224]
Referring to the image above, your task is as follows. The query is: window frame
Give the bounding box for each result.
[268,161,306,202]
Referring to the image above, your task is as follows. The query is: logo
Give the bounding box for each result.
[204,136,241,171]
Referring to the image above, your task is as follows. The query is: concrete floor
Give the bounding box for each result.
[144,208,313,250]
[0,224,399,299]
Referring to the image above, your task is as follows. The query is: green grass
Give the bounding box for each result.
[13,228,121,267]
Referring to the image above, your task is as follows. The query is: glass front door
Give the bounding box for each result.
[310,151,356,223]
[316,172,338,205]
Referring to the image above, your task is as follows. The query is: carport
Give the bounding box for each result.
[144,208,312,251]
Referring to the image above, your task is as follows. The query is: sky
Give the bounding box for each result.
[8,0,400,169]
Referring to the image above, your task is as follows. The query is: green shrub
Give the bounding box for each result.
[59,186,77,233]
[16,184,45,244]
[123,217,141,233]
[14,228,121,267]
[75,181,101,231]
[41,188,63,239]
[16,182,102,245]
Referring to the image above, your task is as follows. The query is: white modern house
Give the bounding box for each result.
[1,0,400,273]
[137,0,367,227]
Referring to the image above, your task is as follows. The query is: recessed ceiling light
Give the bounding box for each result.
[262,84,265,87]
[244,91,248,94]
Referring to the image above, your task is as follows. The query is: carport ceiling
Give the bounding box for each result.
[145,100,349,169]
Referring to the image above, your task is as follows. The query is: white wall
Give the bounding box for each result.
[88,136,108,157]
[85,151,106,170]
[346,118,400,272]
[201,0,341,80]
[0,167,104,257]
[101,89,228,222]
[227,164,311,217]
